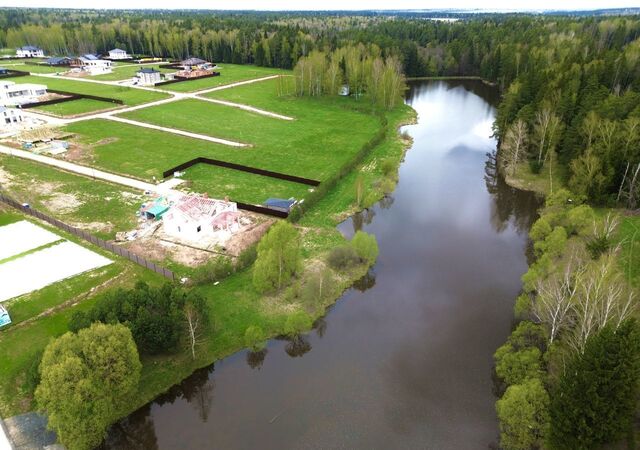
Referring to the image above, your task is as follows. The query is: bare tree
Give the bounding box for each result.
[499,119,528,177]
[184,298,207,360]
[534,261,580,345]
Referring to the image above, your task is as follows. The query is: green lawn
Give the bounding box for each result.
[0,155,144,239]
[119,96,381,180]
[12,75,169,106]
[91,65,175,81]
[160,64,284,93]
[185,163,312,205]
[33,98,118,117]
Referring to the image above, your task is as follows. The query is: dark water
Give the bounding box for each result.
[105,80,540,450]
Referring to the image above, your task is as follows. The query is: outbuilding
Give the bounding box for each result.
[136,67,162,85]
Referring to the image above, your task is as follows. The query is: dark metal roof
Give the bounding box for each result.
[138,67,160,74]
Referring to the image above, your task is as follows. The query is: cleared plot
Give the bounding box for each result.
[3,63,61,74]
[119,97,380,180]
[160,64,284,93]
[185,163,311,205]
[91,65,175,81]
[0,240,112,302]
[13,75,170,107]
[33,98,118,117]
[0,221,60,260]
[0,155,144,239]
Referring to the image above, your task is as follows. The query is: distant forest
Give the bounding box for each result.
[3,9,640,204]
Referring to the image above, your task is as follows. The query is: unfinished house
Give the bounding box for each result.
[163,195,240,241]
[175,57,217,79]
[136,67,162,85]
[0,81,47,106]
[0,106,24,128]
[16,46,44,58]
[72,55,113,75]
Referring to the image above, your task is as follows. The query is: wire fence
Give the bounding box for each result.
[0,193,175,280]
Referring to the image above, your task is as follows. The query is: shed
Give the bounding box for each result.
[144,203,170,220]
[0,67,8,75]
[264,198,296,212]
[0,305,11,328]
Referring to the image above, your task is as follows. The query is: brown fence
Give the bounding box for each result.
[21,89,123,109]
[162,157,320,186]
[0,70,29,79]
[0,193,175,280]
[235,201,289,218]
[154,72,219,87]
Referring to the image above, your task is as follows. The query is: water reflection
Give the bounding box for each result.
[106,80,540,450]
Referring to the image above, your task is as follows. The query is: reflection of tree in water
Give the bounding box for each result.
[351,208,376,233]
[247,348,268,370]
[379,194,395,210]
[285,335,312,357]
[152,366,215,423]
[484,150,541,234]
[353,269,376,292]
[314,317,328,338]
[102,405,158,450]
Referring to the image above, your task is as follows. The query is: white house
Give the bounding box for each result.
[108,48,130,60]
[77,54,113,75]
[163,195,239,241]
[16,46,44,58]
[136,67,161,85]
[0,106,24,128]
[0,81,47,106]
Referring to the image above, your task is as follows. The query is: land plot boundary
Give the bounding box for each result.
[154,72,220,87]
[0,193,175,280]
[21,89,124,109]
[163,157,320,186]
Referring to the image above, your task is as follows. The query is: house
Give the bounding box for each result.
[179,57,213,71]
[108,48,130,60]
[76,55,113,75]
[16,46,44,58]
[0,106,24,128]
[136,67,161,85]
[163,195,239,241]
[44,57,73,66]
[0,81,47,106]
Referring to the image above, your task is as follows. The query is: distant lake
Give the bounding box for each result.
[105,80,540,449]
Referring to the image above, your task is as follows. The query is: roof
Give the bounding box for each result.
[146,203,169,217]
[181,57,208,66]
[19,45,41,51]
[45,57,71,65]
[82,54,99,60]
[173,195,235,223]
[264,198,296,210]
[0,67,7,71]
[110,48,126,52]
[137,68,160,74]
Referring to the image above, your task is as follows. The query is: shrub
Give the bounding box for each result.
[381,158,396,177]
[529,217,552,242]
[236,244,258,271]
[244,325,266,351]
[284,311,313,337]
[327,244,360,269]
[496,379,549,450]
[495,344,543,386]
[192,257,234,285]
[529,159,543,174]
[253,221,301,293]
[24,350,43,395]
[351,231,379,264]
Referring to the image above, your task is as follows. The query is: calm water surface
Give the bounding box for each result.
[105,80,540,450]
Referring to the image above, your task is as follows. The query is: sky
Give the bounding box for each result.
[1,0,639,11]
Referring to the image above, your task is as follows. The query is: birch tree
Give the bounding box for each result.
[499,119,528,177]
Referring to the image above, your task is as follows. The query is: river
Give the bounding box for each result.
[105,80,540,449]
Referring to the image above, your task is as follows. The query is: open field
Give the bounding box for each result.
[0,155,144,238]
[185,163,312,205]
[33,98,119,117]
[0,62,61,74]
[0,240,113,302]
[160,64,284,92]
[10,75,170,106]
[119,97,381,180]
[91,65,175,81]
